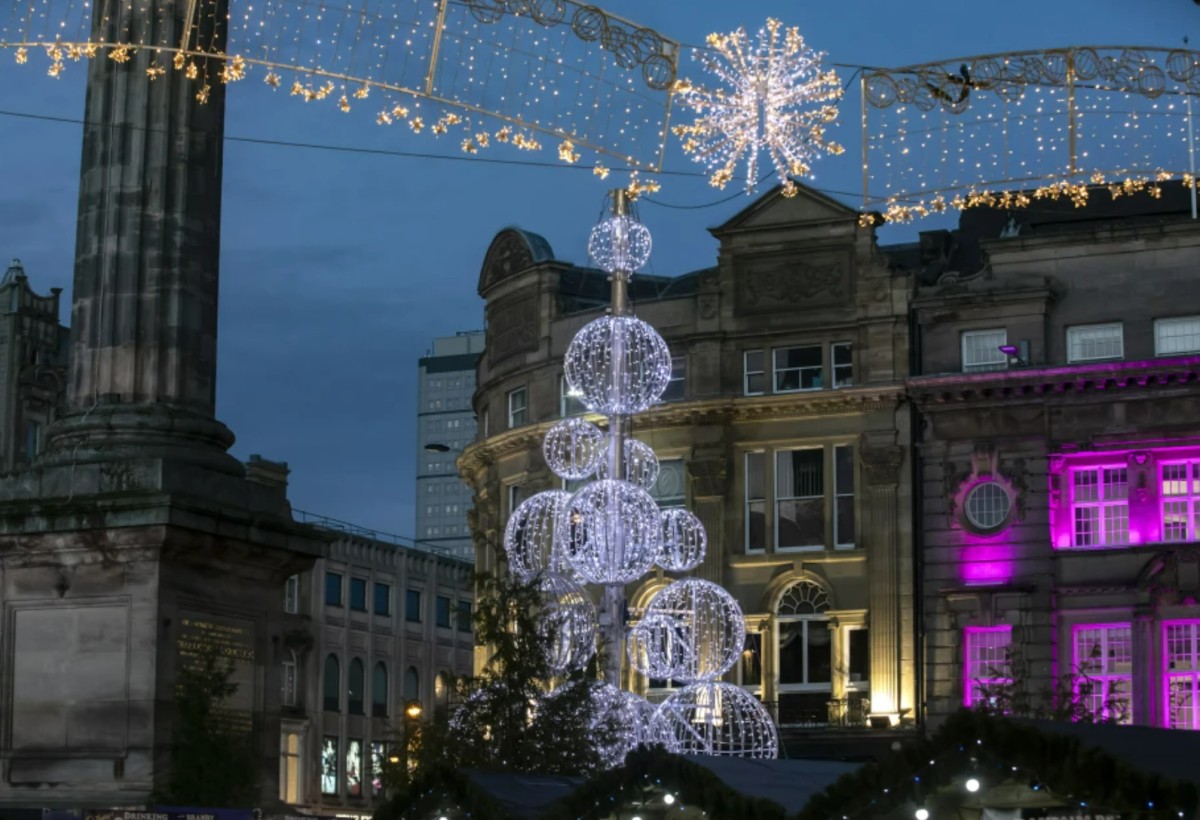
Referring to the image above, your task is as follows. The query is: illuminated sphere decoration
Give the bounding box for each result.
[627,611,692,681]
[588,214,653,276]
[652,682,779,758]
[564,316,672,416]
[642,578,746,681]
[543,417,607,480]
[658,509,707,572]
[595,437,660,489]
[503,490,571,582]
[558,479,661,585]
[619,690,666,748]
[538,572,598,674]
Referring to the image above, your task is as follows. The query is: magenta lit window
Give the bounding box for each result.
[963,626,1012,707]
[1071,467,1129,547]
[1161,462,1200,543]
[1072,623,1132,724]
[1164,620,1200,730]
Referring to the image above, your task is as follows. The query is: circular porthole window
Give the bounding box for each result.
[964,481,1012,531]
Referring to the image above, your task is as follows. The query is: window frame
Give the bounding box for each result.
[845,626,870,692]
[559,373,584,417]
[349,577,368,612]
[282,652,298,707]
[1066,322,1124,363]
[284,574,300,615]
[775,581,833,694]
[507,387,527,428]
[833,444,855,549]
[963,625,1012,708]
[1161,460,1200,543]
[320,736,339,796]
[1070,465,1130,548]
[372,661,389,718]
[660,355,687,402]
[1072,622,1132,724]
[405,589,422,623]
[324,572,343,607]
[1164,620,1200,730]
[373,582,392,617]
[961,328,1008,373]
[772,345,824,393]
[456,600,473,632]
[1155,315,1200,356]
[347,657,365,715]
[831,341,853,389]
[774,447,826,552]
[745,450,766,553]
[436,595,452,629]
[743,349,766,396]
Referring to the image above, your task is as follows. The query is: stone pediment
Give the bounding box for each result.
[713,182,857,234]
[478,228,555,296]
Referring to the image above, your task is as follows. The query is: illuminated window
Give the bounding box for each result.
[279,730,302,803]
[1155,315,1200,355]
[507,387,527,428]
[346,738,363,797]
[831,342,853,388]
[744,350,766,395]
[1161,461,1200,543]
[1165,620,1200,730]
[559,374,584,417]
[776,581,832,692]
[963,626,1012,708]
[650,458,686,509]
[1066,323,1124,363]
[1072,623,1132,724]
[965,482,1012,531]
[776,449,824,549]
[1071,467,1129,547]
[320,736,338,795]
[370,742,387,797]
[773,345,823,392]
[961,329,1007,372]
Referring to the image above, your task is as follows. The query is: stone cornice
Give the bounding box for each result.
[458,387,903,476]
[908,355,1200,408]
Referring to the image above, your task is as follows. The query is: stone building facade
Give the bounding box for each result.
[277,523,473,813]
[909,190,1200,729]
[459,186,918,730]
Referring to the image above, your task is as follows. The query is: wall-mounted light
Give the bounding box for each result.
[998,342,1030,367]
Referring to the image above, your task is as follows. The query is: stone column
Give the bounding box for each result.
[45,0,237,469]
[687,457,726,586]
[862,443,905,719]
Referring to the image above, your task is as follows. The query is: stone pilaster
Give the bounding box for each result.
[45,0,236,468]
[1132,608,1156,726]
[687,457,726,585]
[862,443,905,718]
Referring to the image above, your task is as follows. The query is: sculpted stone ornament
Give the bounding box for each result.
[737,252,848,314]
[861,442,905,486]
[487,295,540,365]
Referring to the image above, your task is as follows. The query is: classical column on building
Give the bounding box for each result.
[687,455,727,586]
[42,0,238,473]
[861,441,905,721]
[1132,607,1157,726]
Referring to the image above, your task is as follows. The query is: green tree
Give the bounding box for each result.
[159,645,257,807]
[972,644,1129,723]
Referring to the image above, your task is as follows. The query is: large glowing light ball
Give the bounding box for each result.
[502,490,571,582]
[627,611,692,680]
[543,417,606,480]
[652,682,779,758]
[538,572,598,674]
[558,479,661,585]
[595,437,660,489]
[657,508,707,572]
[588,213,653,276]
[641,578,745,681]
[619,690,666,748]
[564,316,672,416]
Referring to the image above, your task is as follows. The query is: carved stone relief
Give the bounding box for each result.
[735,249,850,315]
[487,295,539,366]
[480,231,536,292]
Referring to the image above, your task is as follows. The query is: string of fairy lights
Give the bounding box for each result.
[4,3,1200,223]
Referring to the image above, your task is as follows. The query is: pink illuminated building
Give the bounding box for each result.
[907,185,1200,729]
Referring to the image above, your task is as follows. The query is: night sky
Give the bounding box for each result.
[0,0,1193,538]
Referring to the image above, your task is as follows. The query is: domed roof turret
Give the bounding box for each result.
[2,258,24,285]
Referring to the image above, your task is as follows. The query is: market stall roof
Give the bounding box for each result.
[463,769,584,819]
[1019,718,1200,788]
[684,756,864,811]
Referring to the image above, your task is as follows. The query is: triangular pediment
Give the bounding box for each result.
[712,182,858,235]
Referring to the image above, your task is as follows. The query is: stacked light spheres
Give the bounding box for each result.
[502,191,777,762]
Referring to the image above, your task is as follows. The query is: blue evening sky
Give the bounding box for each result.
[0,0,1193,538]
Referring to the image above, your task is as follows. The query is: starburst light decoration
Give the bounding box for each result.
[673,19,844,197]
[494,190,776,764]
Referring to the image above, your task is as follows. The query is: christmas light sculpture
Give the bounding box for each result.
[495,188,775,763]
[503,490,571,582]
[543,417,607,480]
[595,437,660,489]
[673,18,844,197]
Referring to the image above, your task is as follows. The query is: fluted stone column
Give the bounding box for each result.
[863,444,905,719]
[45,0,237,470]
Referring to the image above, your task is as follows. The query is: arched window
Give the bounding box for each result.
[372,662,389,717]
[403,666,420,701]
[323,654,340,712]
[776,580,832,693]
[435,671,451,706]
[348,658,365,715]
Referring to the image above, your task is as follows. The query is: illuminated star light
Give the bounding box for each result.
[673,18,844,197]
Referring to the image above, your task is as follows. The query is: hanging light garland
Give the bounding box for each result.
[672,18,844,197]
